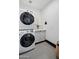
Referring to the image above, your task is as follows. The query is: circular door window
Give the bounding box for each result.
[20,12,34,25]
[20,33,35,47]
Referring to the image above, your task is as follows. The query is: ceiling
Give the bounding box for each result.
[20,0,53,11]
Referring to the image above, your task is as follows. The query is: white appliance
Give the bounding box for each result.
[19,30,35,53]
[19,8,45,53]
[19,0,48,54]
[19,8,42,30]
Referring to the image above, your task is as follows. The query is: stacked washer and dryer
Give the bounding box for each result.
[19,7,46,54]
[19,0,46,54]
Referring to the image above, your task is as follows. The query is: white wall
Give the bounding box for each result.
[19,0,52,10]
[41,0,59,44]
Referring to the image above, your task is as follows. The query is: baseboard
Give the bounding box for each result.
[35,40,56,48]
[45,40,56,48]
[35,40,46,45]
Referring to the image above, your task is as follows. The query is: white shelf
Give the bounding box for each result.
[34,29,46,32]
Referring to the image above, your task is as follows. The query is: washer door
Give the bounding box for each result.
[20,12,34,25]
[20,33,35,47]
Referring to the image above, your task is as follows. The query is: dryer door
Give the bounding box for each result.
[20,12,34,25]
[20,33,35,47]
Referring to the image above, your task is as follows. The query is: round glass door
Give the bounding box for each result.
[20,12,34,25]
[20,33,35,47]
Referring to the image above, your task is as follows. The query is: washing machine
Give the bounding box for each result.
[19,30,35,53]
[19,8,42,30]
